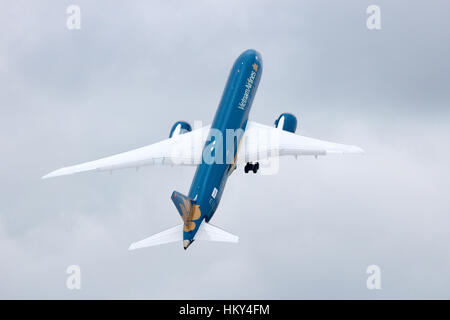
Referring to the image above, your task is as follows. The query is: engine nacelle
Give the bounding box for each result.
[274,113,297,133]
[169,121,192,138]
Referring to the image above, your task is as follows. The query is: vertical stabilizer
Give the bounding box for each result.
[171,190,203,249]
[171,191,193,220]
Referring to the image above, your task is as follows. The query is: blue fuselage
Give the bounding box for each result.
[184,49,263,242]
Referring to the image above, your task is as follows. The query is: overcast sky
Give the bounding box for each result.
[1,0,449,299]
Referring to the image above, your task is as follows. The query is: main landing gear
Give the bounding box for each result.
[244,162,259,174]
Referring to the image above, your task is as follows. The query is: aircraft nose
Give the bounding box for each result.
[238,49,263,64]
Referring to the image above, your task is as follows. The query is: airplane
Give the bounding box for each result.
[42,49,363,250]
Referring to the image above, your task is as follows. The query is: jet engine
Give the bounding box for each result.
[274,113,297,133]
[169,121,192,138]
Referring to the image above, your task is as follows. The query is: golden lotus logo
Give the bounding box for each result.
[179,200,201,232]
[179,198,191,217]
[252,63,258,72]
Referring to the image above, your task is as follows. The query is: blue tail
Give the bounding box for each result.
[170,191,192,219]
[170,190,203,249]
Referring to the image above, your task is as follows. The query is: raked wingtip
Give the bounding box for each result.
[354,146,365,154]
[41,167,72,179]
[346,145,364,155]
[41,170,62,179]
[41,172,55,180]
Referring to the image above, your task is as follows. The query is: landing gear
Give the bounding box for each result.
[244,162,259,174]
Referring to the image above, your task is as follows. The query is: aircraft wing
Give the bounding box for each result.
[42,120,363,179]
[239,121,364,163]
[42,125,210,179]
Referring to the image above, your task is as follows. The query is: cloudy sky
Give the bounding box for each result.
[1,0,449,299]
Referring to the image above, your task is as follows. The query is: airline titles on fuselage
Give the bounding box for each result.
[238,69,257,111]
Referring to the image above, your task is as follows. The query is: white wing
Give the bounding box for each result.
[239,121,363,163]
[42,121,363,179]
[42,125,210,179]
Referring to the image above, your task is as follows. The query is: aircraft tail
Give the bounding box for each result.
[171,190,193,219]
[127,190,239,250]
[128,222,238,250]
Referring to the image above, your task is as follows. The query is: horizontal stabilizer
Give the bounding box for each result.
[128,222,238,250]
[128,225,182,250]
[196,222,239,243]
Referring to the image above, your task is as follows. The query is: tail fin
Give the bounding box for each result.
[171,191,192,220]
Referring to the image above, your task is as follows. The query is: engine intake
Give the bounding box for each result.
[274,113,297,133]
[169,121,192,138]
